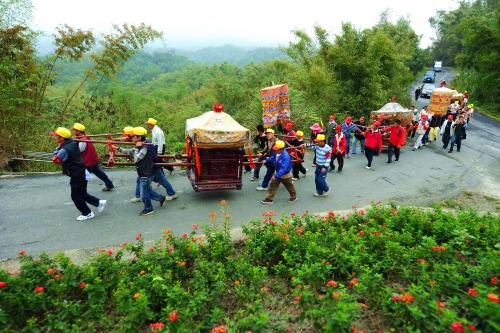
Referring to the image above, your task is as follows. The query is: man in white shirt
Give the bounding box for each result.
[145,118,165,154]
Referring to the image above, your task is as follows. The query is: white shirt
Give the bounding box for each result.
[151,125,165,153]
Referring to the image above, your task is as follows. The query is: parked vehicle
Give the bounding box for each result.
[423,70,436,83]
[419,83,436,98]
[434,61,442,72]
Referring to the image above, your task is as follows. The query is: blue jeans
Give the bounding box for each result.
[135,169,176,197]
[140,176,165,211]
[87,164,114,189]
[253,156,266,179]
[314,165,329,195]
[327,137,334,147]
[262,163,275,188]
[351,137,365,154]
[345,135,351,155]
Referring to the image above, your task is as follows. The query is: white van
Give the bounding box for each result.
[434,61,442,72]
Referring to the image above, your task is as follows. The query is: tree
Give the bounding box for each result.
[0,0,32,29]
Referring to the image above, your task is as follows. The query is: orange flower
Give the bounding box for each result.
[132,292,141,300]
[234,280,241,285]
[164,228,171,234]
[168,310,179,321]
[211,325,227,333]
[79,281,86,289]
[149,247,155,252]
[349,278,359,287]
[192,223,198,230]
[436,300,446,308]
[180,261,186,267]
[487,293,499,303]
[401,293,414,303]
[47,268,55,275]
[332,292,340,299]
[135,232,142,240]
[54,274,62,279]
[326,280,338,287]
[224,213,231,219]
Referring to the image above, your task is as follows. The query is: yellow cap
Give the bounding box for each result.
[265,128,275,134]
[123,126,134,135]
[145,118,157,125]
[51,127,72,139]
[316,134,326,141]
[72,123,85,132]
[296,130,304,137]
[133,126,148,136]
[469,104,474,108]
[274,140,285,150]
[454,101,459,105]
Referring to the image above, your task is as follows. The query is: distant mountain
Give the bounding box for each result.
[170,45,288,66]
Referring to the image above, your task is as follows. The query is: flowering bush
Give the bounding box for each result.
[0,204,498,332]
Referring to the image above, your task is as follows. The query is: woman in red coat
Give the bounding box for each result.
[364,121,383,170]
[331,125,346,172]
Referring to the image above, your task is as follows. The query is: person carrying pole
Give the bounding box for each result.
[384,119,405,164]
[310,134,332,197]
[260,140,297,204]
[51,127,106,221]
[256,128,276,191]
[71,123,115,191]
[116,127,166,216]
[331,125,346,173]
[291,130,307,180]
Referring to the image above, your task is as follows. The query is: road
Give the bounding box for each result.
[1,68,499,260]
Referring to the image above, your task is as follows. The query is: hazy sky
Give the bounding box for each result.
[33,0,459,49]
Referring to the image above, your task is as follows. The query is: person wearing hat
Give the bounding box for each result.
[311,133,332,196]
[145,118,165,154]
[363,122,382,169]
[341,117,360,157]
[260,140,297,204]
[331,125,346,172]
[255,128,277,190]
[51,127,106,221]
[325,115,337,147]
[463,90,469,104]
[290,130,307,180]
[71,123,115,191]
[116,127,166,216]
[448,115,467,153]
[283,122,296,143]
[249,125,267,178]
[448,101,460,120]
[352,116,366,154]
[309,123,324,167]
[412,114,429,151]
[439,114,455,149]
[465,104,474,123]
[384,119,405,164]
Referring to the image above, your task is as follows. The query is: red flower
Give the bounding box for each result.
[18,250,26,256]
[149,247,155,252]
[120,242,128,248]
[0,281,7,288]
[359,210,365,216]
[487,293,499,303]
[164,228,171,234]
[167,247,174,253]
[468,324,476,331]
[491,276,498,284]
[192,223,198,230]
[451,322,464,333]
[139,270,146,276]
[211,325,227,333]
[327,211,335,218]
[401,293,414,303]
[135,232,142,240]
[54,274,62,279]
[150,322,165,332]
[352,205,357,209]
[349,278,359,287]
[371,230,380,237]
[180,261,186,267]
[79,281,86,289]
[107,250,113,256]
[431,245,446,252]
[168,310,179,322]
[391,294,401,302]
[326,280,338,287]
[436,300,446,308]
[290,212,297,217]
[181,233,188,239]
[325,261,331,266]
[47,268,55,275]
[417,258,428,264]
[357,231,365,237]
[468,288,478,296]
[34,286,45,293]
[332,292,340,299]
[294,295,300,303]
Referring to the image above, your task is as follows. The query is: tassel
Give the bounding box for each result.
[193,140,201,177]
[247,145,255,169]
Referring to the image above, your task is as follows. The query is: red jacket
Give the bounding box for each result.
[364,130,382,152]
[333,133,346,154]
[386,125,405,147]
[79,135,99,167]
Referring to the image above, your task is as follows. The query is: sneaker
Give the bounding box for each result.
[337,169,342,173]
[251,177,259,181]
[165,194,177,201]
[159,197,166,207]
[261,199,273,204]
[140,209,155,216]
[366,166,371,169]
[256,186,268,191]
[288,197,298,203]
[323,190,330,196]
[313,192,321,197]
[102,187,114,192]
[386,161,392,164]
[351,152,357,155]
[395,159,399,162]
[76,211,95,221]
[303,169,308,177]
[412,148,416,151]
[243,170,252,174]
[448,150,453,153]
[292,177,299,181]
[97,200,107,213]
[130,197,142,203]
[312,164,317,167]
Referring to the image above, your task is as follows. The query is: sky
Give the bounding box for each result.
[32,0,459,49]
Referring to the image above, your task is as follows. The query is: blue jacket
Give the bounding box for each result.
[266,149,292,179]
[342,122,359,137]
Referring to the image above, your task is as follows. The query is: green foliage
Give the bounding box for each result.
[1,205,498,332]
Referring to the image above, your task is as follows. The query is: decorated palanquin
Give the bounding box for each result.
[370,102,413,147]
[260,84,290,128]
[429,87,462,116]
[185,103,252,191]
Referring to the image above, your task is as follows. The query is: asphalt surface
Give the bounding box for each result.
[1,68,499,260]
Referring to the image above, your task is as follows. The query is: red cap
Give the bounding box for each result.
[421,114,428,119]
[447,115,453,120]
[374,121,381,127]
[335,125,342,131]
[346,117,352,123]
[285,122,293,130]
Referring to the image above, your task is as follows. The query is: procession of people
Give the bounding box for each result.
[50,95,475,220]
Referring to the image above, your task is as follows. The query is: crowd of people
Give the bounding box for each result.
[50,98,475,219]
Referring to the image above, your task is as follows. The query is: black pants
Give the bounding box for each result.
[442,133,451,148]
[70,176,99,215]
[449,134,462,152]
[242,157,251,172]
[387,143,400,162]
[292,163,307,178]
[331,152,344,171]
[365,147,375,167]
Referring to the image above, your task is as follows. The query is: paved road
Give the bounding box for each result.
[1,68,499,260]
